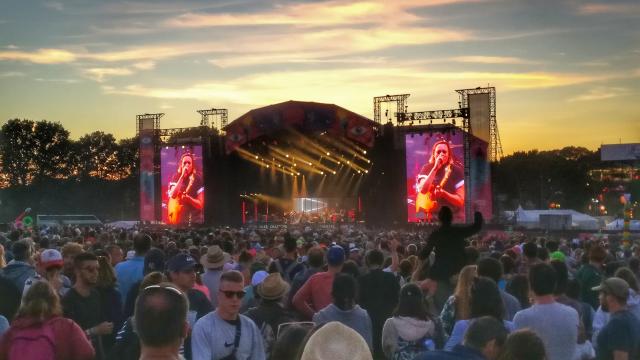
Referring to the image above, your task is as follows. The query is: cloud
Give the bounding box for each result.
[165,0,478,28]
[6,45,18,49]
[44,1,64,11]
[132,61,155,70]
[84,67,133,82]
[451,56,540,65]
[102,67,603,111]
[0,48,76,64]
[35,78,81,83]
[0,71,25,78]
[579,3,640,15]
[567,87,630,102]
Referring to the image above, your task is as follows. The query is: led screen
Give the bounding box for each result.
[161,145,205,225]
[406,131,465,223]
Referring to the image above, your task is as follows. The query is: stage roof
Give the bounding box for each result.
[223,100,378,153]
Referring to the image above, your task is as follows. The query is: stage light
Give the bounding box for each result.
[363,150,367,154]
[286,154,289,158]
[266,165,270,168]
[255,155,258,159]
[181,145,185,149]
[326,152,330,156]
[365,170,368,173]
[333,171,336,174]
[320,171,324,175]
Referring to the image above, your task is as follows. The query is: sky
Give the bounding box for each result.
[0,0,638,155]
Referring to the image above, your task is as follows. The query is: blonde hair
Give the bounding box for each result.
[0,244,6,268]
[454,265,477,320]
[140,271,167,290]
[17,281,62,321]
[97,255,118,288]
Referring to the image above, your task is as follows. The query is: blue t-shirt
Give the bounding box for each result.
[596,309,640,360]
[114,256,145,304]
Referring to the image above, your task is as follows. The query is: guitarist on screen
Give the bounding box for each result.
[167,152,204,225]
[415,139,465,222]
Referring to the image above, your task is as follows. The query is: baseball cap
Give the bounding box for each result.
[40,249,63,269]
[592,277,629,299]
[251,270,269,287]
[327,246,345,266]
[167,253,197,272]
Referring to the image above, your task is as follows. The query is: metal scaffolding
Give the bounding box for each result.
[373,94,410,124]
[197,108,228,129]
[455,87,503,161]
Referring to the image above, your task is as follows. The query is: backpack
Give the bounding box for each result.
[8,323,56,360]
[392,337,432,360]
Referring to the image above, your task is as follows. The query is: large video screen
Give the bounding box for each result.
[161,146,205,225]
[406,131,465,223]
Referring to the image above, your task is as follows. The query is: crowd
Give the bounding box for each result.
[0,206,640,360]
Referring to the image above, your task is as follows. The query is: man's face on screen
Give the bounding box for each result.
[434,143,449,164]
[182,156,193,174]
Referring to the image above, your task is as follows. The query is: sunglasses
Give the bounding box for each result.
[219,290,246,299]
[144,285,183,296]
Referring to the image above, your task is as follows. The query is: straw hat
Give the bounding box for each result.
[257,273,290,300]
[200,245,229,269]
[300,322,372,360]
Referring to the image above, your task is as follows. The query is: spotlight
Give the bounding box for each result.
[321,171,324,175]
[255,155,258,159]
[363,150,367,154]
[365,170,368,173]
[266,165,270,168]
[181,145,185,149]
[326,152,330,156]
[333,171,336,174]
[286,154,289,158]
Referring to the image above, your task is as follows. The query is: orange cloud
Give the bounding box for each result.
[0,48,76,64]
[451,56,540,65]
[579,3,640,15]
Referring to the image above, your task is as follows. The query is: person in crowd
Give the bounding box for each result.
[420,316,508,360]
[300,321,373,360]
[592,267,640,344]
[270,324,313,360]
[245,273,295,355]
[342,259,361,278]
[62,252,113,360]
[122,247,166,318]
[241,268,268,313]
[505,274,530,310]
[269,234,304,283]
[513,263,579,360]
[166,253,213,359]
[566,278,595,344]
[313,273,373,350]
[0,281,95,360]
[549,260,595,359]
[498,329,547,360]
[95,254,124,351]
[0,273,20,322]
[135,283,190,360]
[293,246,345,320]
[200,245,228,309]
[1,239,36,293]
[418,208,483,311]
[593,277,640,359]
[440,265,476,337]
[477,258,521,321]
[191,270,265,360]
[576,245,606,310]
[23,248,70,297]
[115,233,151,304]
[61,242,84,283]
[111,271,167,360]
[518,242,540,275]
[382,283,444,359]
[445,277,513,350]
[289,247,324,305]
[105,244,124,268]
[358,248,401,359]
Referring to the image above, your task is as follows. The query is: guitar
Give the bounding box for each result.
[415,165,452,218]
[167,172,195,224]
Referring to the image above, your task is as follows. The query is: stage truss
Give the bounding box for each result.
[373,94,410,124]
[456,87,503,161]
[197,108,228,129]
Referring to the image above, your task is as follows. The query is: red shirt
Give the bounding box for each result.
[292,271,336,320]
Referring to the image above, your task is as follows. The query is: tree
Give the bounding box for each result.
[73,131,120,179]
[0,119,71,185]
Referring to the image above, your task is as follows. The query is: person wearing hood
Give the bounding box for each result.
[0,239,36,293]
[313,273,373,350]
[592,267,640,345]
[382,283,444,359]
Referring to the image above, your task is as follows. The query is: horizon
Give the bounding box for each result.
[1,0,639,155]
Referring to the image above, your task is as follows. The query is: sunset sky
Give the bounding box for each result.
[0,0,638,154]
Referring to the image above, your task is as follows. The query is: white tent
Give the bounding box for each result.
[510,206,600,230]
[606,219,640,231]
